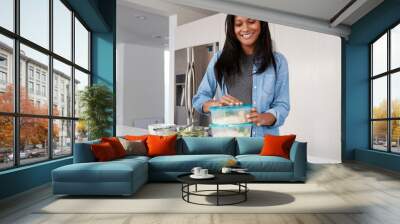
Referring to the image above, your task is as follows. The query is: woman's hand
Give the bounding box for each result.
[246,108,276,126]
[202,100,222,113]
[219,95,243,106]
[202,95,243,113]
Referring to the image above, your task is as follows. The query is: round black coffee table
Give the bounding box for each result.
[177,173,255,206]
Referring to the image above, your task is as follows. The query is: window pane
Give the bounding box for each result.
[391,24,400,70]
[0,116,13,170]
[392,72,400,118]
[74,69,89,118]
[53,119,72,157]
[75,18,89,70]
[372,77,387,119]
[20,44,49,115]
[75,120,88,143]
[391,120,400,153]
[20,117,49,165]
[20,0,49,49]
[0,35,14,112]
[53,59,72,117]
[0,0,14,31]
[372,121,388,151]
[53,0,72,60]
[372,33,387,76]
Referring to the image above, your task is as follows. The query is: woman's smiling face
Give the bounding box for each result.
[234,16,261,54]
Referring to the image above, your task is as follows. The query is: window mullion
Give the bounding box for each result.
[71,10,76,154]
[388,30,391,152]
[49,0,54,160]
[14,0,20,167]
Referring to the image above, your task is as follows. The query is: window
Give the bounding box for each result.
[0,1,91,170]
[0,0,14,32]
[0,116,13,170]
[42,85,46,97]
[0,34,13,113]
[28,81,34,94]
[75,18,89,70]
[53,0,72,60]
[371,23,400,154]
[28,67,34,80]
[20,0,49,49]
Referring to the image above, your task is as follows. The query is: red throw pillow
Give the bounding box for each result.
[101,137,127,158]
[260,134,296,159]
[146,135,177,157]
[125,135,148,141]
[91,142,117,161]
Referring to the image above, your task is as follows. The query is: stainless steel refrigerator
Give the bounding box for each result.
[175,42,219,126]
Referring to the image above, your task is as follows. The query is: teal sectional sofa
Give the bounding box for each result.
[52,137,307,196]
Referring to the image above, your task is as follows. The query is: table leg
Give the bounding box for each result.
[195,184,198,192]
[245,183,247,201]
[217,184,219,206]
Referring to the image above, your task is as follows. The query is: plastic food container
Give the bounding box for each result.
[148,123,176,136]
[209,104,252,125]
[210,123,252,137]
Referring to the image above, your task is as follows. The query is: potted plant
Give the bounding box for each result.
[79,84,113,140]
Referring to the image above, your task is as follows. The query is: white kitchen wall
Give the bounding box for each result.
[175,13,226,50]
[116,43,165,128]
[271,24,342,163]
[173,14,342,163]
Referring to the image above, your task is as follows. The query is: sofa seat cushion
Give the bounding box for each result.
[53,159,147,183]
[178,137,236,155]
[149,154,235,172]
[236,155,293,172]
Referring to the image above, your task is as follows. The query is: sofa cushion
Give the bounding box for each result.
[236,137,264,155]
[149,154,235,172]
[179,137,235,155]
[147,135,177,157]
[91,142,118,161]
[101,137,127,158]
[53,159,147,183]
[236,155,293,172]
[260,134,296,159]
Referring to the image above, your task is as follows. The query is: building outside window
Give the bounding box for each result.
[28,81,34,94]
[0,0,91,170]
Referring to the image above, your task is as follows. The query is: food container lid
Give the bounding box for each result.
[209,104,252,111]
[209,122,253,128]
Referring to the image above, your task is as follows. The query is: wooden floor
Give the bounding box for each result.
[1,162,400,224]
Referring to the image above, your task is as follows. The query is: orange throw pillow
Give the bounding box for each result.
[101,137,127,158]
[146,135,177,157]
[125,135,148,141]
[260,134,296,159]
[91,142,117,161]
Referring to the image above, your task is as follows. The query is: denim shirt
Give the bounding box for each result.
[192,51,290,137]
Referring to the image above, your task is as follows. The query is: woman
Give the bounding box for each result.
[192,15,290,137]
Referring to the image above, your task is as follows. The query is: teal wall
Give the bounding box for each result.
[0,0,116,200]
[343,0,400,171]
[0,158,72,199]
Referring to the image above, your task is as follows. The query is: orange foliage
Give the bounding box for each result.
[0,84,60,149]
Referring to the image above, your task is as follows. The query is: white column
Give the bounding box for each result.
[165,14,177,124]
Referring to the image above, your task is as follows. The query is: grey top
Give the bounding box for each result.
[226,54,253,104]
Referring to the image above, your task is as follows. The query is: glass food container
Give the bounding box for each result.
[210,123,252,137]
[209,104,252,125]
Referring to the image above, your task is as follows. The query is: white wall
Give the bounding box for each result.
[173,14,342,163]
[271,24,342,163]
[116,43,165,127]
[175,13,226,50]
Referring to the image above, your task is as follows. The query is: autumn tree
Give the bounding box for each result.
[0,84,60,152]
[372,99,400,144]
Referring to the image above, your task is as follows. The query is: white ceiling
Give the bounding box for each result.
[117,0,216,48]
[117,0,384,47]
